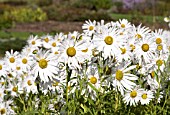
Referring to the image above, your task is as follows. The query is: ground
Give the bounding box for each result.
[6,20,84,33]
[6,20,169,34]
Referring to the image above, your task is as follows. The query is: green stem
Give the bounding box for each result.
[66,64,70,115]
[19,95,26,112]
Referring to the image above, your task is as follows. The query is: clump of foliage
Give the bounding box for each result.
[3,7,47,23]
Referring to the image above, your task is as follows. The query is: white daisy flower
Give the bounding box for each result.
[105,21,117,28]
[13,61,24,77]
[96,20,109,33]
[58,34,88,69]
[47,79,63,94]
[152,29,169,54]
[41,34,53,49]
[134,35,155,64]
[5,50,19,70]
[139,89,154,105]
[32,49,58,83]
[48,37,61,55]
[116,19,132,29]
[0,59,8,77]
[83,64,101,100]
[117,44,133,62]
[123,86,141,106]
[7,82,23,97]
[132,24,151,39]
[82,20,96,36]
[21,45,39,57]
[69,31,80,40]
[17,50,34,73]
[146,71,160,90]
[54,32,65,42]
[22,75,38,94]
[0,101,15,115]
[147,53,167,72]
[111,61,138,95]
[92,27,122,59]
[27,35,42,48]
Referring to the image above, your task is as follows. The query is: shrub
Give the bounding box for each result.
[3,7,47,23]
[27,0,53,7]
[71,0,113,10]
[43,5,112,21]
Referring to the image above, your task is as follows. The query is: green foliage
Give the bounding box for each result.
[27,0,53,7]
[0,38,26,55]
[0,31,45,57]
[43,5,112,21]
[0,6,47,29]
[0,16,13,29]
[92,0,113,10]
[3,7,47,23]
[71,0,113,10]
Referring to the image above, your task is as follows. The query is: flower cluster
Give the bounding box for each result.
[0,19,170,113]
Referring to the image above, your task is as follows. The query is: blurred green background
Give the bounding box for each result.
[0,0,169,57]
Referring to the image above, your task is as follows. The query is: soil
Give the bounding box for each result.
[6,20,84,33]
[6,20,170,33]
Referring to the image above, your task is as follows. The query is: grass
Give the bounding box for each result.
[0,31,49,58]
[0,31,46,40]
[110,13,164,24]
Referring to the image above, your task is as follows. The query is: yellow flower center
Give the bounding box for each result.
[22,58,28,64]
[90,76,97,84]
[121,24,125,28]
[116,70,123,81]
[44,38,49,43]
[0,82,5,85]
[0,108,6,114]
[81,48,88,53]
[156,59,163,66]
[52,42,56,47]
[156,38,162,44]
[142,93,147,99]
[135,34,142,39]
[27,80,32,86]
[157,45,162,51]
[12,86,18,92]
[9,57,15,63]
[89,26,94,31]
[130,44,136,51]
[150,71,155,78]
[54,51,59,54]
[66,47,76,57]
[31,41,36,45]
[39,59,48,69]
[120,48,126,54]
[130,90,137,98]
[16,66,20,70]
[120,32,123,35]
[52,81,59,87]
[104,36,114,45]
[0,64,2,70]
[141,44,149,52]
